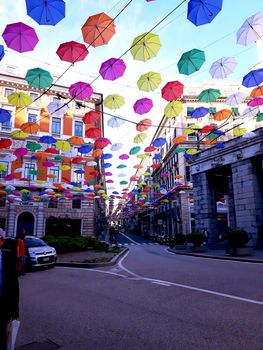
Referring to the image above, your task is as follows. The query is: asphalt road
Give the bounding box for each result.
[16,234,263,350]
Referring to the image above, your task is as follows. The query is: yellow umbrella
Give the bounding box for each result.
[137,72,162,92]
[133,133,147,144]
[7,92,32,107]
[137,154,148,159]
[11,130,29,139]
[104,94,125,110]
[185,148,198,155]
[56,140,71,151]
[164,101,183,118]
[130,32,161,62]
[60,165,71,171]
[233,127,247,136]
[0,164,7,171]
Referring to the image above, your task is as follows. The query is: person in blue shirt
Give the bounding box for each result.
[0,228,19,350]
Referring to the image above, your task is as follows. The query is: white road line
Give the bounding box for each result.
[152,281,171,287]
[119,233,138,245]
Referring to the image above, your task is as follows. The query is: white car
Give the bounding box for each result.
[24,236,57,268]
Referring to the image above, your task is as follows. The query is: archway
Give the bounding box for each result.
[16,212,35,236]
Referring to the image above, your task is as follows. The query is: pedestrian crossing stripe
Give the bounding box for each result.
[122,242,159,246]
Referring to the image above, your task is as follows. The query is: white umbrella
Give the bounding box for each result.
[47,100,69,117]
[5,185,15,191]
[242,131,257,138]
[117,173,127,177]
[87,161,97,166]
[64,148,77,158]
[225,92,247,106]
[14,167,23,173]
[3,154,17,162]
[110,143,123,151]
[107,117,125,128]
[242,106,260,118]
[209,57,237,79]
[237,11,263,46]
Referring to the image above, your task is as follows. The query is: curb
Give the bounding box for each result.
[167,248,263,263]
[55,247,129,269]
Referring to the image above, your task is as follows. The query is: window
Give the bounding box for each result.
[73,168,84,184]
[0,162,8,178]
[48,166,60,183]
[24,163,36,181]
[209,107,216,116]
[231,107,239,117]
[52,117,61,135]
[48,201,58,208]
[1,118,12,130]
[187,123,197,141]
[30,92,38,102]
[72,199,81,209]
[74,121,83,137]
[28,113,37,123]
[4,88,14,98]
[187,107,194,117]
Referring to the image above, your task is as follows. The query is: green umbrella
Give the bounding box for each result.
[26,141,42,151]
[54,155,64,161]
[120,180,128,185]
[129,146,141,155]
[130,32,161,62]
[177,48,205,75]
[198,88,221,102]
[104,94,125,110]
[25,67,53,89]
[137,71,162,92]
[175,147,186,153]
[206,132,218,140]
[29,170,40,176]
[117,164,127,169]
[164,101,183,118]
[256,113,263,122]
[7,92,32,107]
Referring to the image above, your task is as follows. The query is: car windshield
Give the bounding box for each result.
[24,238,47,248]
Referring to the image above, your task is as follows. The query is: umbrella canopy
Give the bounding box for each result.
[2,22,39,53]
[161,81,184,101]
[247,97,263,107]
[39,135,57,144]
[26,0,65,26]
[119,154,130,160]
[68,136,84,145]
[177,48,205,75]
[82,111,100,124]
[129,146,141,155]
[69,81,93,99]
[43,161,55,167]
[101,153,113,160]
[20,122,40,134]
[250,86,263,98]
[45,148,59,154]
[152,137,166,147]
[173,135,186,144]
[214,109,232,121]
[136,118,152,132]
[0,45,5,61]
[242,106,260,118]
[56,41,88,63]
[187,0,223,26]
[137,72,162,92]
[78,145,92,154]
[144,146,156,152]
[110,143,123,151]
[200,125,216,134]
[0,138,12,149]
[107,117,125,128]
[233,127,247,136]
[242,68,263,88]
[26,141,42,151]
[191,107,209,119]
[117,164,127,169]
[198,88,221,102]
[104,94,125,110]
[25,67,53,89]
[94,137,111,149]
[11,130,29,139]
[85,127,102,138]
[99,58,126,81]
[47,100,69,116]
[133,98,153,115]
[0,108,11,123]
[237,11,263,46]
[133,133,147,144]
[7,92,32,107]
[81,12,115,48]
[14,147,28,157]
[256,113,263,122]
[225,92,246,106]
[56,140,70,151]
[130,32,161,62]
[209,57,237,79]
[164,101,183,118]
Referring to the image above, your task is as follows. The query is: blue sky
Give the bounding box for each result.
[0,0,262,195]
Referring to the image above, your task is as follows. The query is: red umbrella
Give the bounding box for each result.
[85,127,102,138]
[136,118,152,132]
[69,82,93,100]
[82,111,100,124]
[161,81,184,101]
[72,157,84,163]
[45,148,59,154]
[200,125,216,134]
[0,138,12,148]
[133,98,153,115]
[2,22,39,53]
[144,146,156,152]
[81,12,116,48]
[99,58,126,81]
[94,137,111,149]
[56,41,89,63]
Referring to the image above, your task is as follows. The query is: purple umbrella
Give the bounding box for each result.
[2,22,39,53]
[99,58,126,81]
[42,161,55,167]
[119,154,130,160]
[14,147,28,157]
[247,97,263,107]
[69,81,93,99]
[133,98,153,115]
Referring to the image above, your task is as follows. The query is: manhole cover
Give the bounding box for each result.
[17,339,60,350]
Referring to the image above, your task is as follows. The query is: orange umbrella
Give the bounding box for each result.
[68,136,84,145]
[81,12,116,48]
[205,139,217,145]
[250,86,263,98]
[136,118,152,132]
[34,152,47,160]
[133,164,143,169]
[213,109,232,121]
[47,174,57,179]
[20,122,40,133]
[92,149,103,157]
[173,135,186,144]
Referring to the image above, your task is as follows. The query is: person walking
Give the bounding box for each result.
[16,230,27,276]
[0,228,20,350]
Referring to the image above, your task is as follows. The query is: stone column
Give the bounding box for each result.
[36,203,45,237]
[226,176,236,228]
[179,191,191,235]
[6,203,16,237]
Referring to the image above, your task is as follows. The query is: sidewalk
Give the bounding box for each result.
[167,247,263,263]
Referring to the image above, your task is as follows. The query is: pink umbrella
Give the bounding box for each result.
[2,22,39,53]
[42,161,55,167]
[133,98,153,115]
[119,154,130,160]
[104,172,113,176]
[14,147,28,157]
[4,174,15,181]
[69,82,93,99]
[247,97,263,107]
[161,81,184,101]
[99,58,126,81]
[56,41,89,63]
[106,179,114,183]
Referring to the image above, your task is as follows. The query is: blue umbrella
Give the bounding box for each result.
[0,45,5,61]
[187,0,223,26]
[26,0,66,26]
[74,169,85,174]
[101,163,112,168]
[101,153,113,160]
[78,145,92,154]
[191,107,209,118]
[70,181,78,186]
[242,68,263,88]
[39,135,57,144]
[152,137,166,147]
[213,129,225,135]
[153,153,162,160]
[216,142,224,149]
[0,108,11,123]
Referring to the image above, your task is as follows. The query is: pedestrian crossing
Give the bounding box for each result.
[121,242,160,246]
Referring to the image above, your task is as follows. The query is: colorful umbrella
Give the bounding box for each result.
[256,113,263,122]
[200,125,216,134]
[11,130,29,139]
[136,118,152,132]
[251,86,263,98]
[161,81,184,101]
[2,22,39,53]
[20,122,40,134]
[133,133,147,144]
[247,97,263,107]
[0,109,11,123]
[26,141,42,151]
[69,81,93,99]
[119,154,130,160]
[187,0,223,26]
[0,138,12,148]
[7,92,32,107]
[117,164,127,169]
[26,0,65,26]
[133,98,153,115]
[25,67,53,89]
[68,136,84,145]
[173,135,186,144]
[56,140,70,151]
[233,127,247,136]
[94,137,111,148]
[45,148,59,154]
[242,68,263,88]
[242,106,260,118]
[78,145,92,154]
[107,117,125,128]
[39,135,57,144]
[104,94,125,110]
[130,32,161,62]
[137,72,162,92]
[81,12,115,48]
[209,57,237,79]
[85,127,102,138]
[14,147,28,157]
[237,11,263,46]
[56,41,88,63]
[0,45,5,61]
[101,153,113,160]
[110,143,123,151]
[198,88,221,102]
[82,111,100,124]
[177,48,205,75]
[129,146,141,155]
[152,137,166,147]
[164,101,183,118]
[99,58,126,81]
[190,107,209,119]
[47,100,69,116]
[214,109,232,121]
[43,161,55,167]
[225,92,246,106]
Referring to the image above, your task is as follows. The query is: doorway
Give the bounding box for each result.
[16,212,35,236]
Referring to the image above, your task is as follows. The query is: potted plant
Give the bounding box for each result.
[170,234,186,249]
[186,231,208,252]
[226,227,253,256]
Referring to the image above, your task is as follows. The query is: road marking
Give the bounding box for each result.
[119,233,138,245]
[152,281,171,287]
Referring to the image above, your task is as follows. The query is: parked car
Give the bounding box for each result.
[24,236,57,268]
